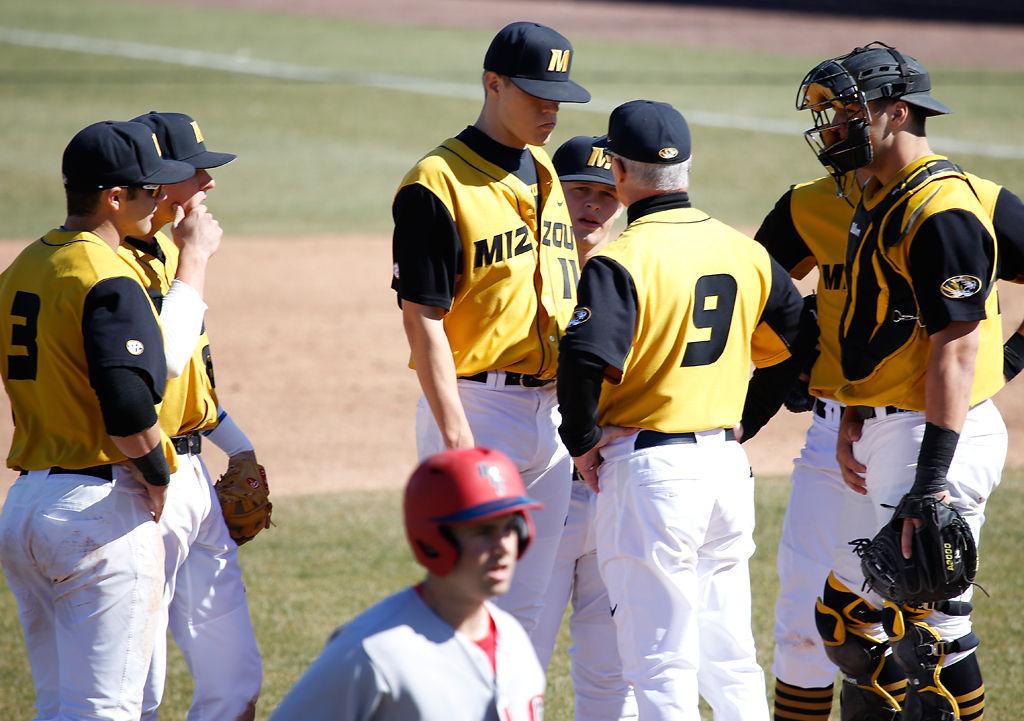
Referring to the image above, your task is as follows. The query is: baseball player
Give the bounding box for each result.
[0,120,198,721]
[532,135,635,721]
[796,43,1006,720]
[391,21,589,641]
[753,166,1024,721]
[114,111,264,721]
[557,100,803,721]
[269,448,546,721]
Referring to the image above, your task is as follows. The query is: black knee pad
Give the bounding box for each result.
[881,602,981,721]
[814,573,900,719]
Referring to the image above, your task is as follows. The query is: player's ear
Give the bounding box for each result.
[610,156,626,186]
[103,187,125,211]
[483,71,506,99]
[890,100,912,130]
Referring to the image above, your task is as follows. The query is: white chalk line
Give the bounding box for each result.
[2,27,1023,160]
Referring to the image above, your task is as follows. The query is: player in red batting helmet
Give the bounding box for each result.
[271,447,548,720]
[404,447,542,577]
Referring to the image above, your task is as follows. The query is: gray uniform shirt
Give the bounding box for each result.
[270,587,545,721]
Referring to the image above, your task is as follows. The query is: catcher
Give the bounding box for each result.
[798,45,1004,721]
[117,111,272,721]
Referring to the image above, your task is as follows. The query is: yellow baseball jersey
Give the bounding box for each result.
[837,156,1004,408]
[0,229,176,471]
[757,171,1016,400]
[118,230,219,436]
[756,174,861,399]
[563,195,801,432]
[393,134,579,380]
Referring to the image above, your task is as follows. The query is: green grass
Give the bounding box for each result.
[1,0,1023,238]
[2,474,1022,720]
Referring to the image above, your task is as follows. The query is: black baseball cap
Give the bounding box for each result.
[62,120,196,191]
[600,100,691,165]
[132,111,236,169]
[553,135,614,186]
[484,22,590,104]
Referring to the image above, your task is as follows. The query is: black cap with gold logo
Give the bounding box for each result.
[484,22,591,104]
[553,135,614,186]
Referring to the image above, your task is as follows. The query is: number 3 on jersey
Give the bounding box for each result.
[681,274,736,367]
[7,291,41,381]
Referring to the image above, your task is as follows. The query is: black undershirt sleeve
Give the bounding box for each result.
[908,210,995,335]
[92,366,159,436]
[82,277,167,401]
[391,184,462,309]
[557,258,638,457]
[993,186,1024,282]
[754,189,813,275]
[560,257,638,370]
[757,257,804,350]
[556,351,608,457]
[740,263,810,442]
[82,277,167,437]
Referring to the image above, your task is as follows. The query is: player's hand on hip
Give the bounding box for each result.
[573,425,635,492]
[172,203,222,259]
[123,462,168,522]
[144,483,168,523]
[837,407,867,494]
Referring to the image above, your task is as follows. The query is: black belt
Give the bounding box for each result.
[854,406,913,421]
[635,428,736,451]
[19,464,114,481]
[813,398,846,419]
[460,371,554,388]
[171,432,202,455]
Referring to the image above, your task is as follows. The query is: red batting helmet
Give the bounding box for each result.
[404,448,542,576]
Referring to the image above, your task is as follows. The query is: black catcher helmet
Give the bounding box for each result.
[796,42,950,192]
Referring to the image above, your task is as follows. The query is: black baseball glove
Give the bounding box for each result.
[853,493,977,606]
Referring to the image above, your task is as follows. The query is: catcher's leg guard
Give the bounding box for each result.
[814,573,901,720]
[938,652,985,721]
[773,679,833,721]
[881,602,981,721]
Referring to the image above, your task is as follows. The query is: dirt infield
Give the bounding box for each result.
[0,236,1022,500]
[2,2,1022,498]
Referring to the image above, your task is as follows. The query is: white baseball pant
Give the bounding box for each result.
[772,398,872,689]
[838,400,1006,656]
[416,372,572,639]
[533,479,638,721]
[0,467,165,721]
[142,449,262,721]
[594,429,769,721]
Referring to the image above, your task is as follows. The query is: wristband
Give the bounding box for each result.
[1003,333,1024,382]
[130,443,171,487]
[202,409,254,457]
[911,422,959,496]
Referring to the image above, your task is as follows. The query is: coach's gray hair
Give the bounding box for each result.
[618,156,690,192]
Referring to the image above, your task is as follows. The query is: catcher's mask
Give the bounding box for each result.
[404,447,542,577]
[796,42,951,194]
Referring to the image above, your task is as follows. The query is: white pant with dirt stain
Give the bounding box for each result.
[772,398,872,689]
[594,429,769,721]
[0,466,165,721]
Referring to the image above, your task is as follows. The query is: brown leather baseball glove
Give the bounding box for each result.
[215,454,273,545]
